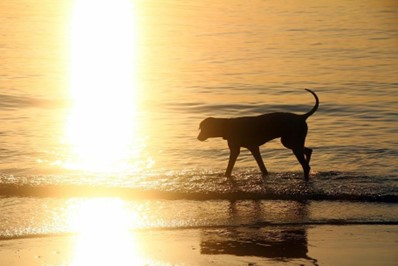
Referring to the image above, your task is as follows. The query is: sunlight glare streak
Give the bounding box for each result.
[69,198,142,266]
[65,0,141,172]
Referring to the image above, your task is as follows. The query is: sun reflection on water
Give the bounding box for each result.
[69,198,142,266]
[64,0,148,173]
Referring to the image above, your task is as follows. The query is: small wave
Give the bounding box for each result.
[2,220,398,242]
[0,93,66,110]
[0,171,397,202]
[180,102,316,117]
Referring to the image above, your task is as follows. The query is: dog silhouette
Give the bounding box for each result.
[198,89,319,180]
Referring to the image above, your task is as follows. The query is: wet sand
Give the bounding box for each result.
[0,225,397,266]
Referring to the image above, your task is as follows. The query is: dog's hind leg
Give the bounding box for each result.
[281,136,311,180]
[225,143,240,177]
[293,148,311,180]
[248,146,268,177]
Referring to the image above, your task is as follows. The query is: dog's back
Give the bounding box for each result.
[223,112,306,147]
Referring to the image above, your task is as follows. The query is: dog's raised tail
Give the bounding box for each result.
[302,89,319,120]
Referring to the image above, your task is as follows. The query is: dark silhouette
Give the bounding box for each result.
[200,201,318,265]
[197,89,319,180]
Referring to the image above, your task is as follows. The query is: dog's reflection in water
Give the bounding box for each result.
[200,201,319,265]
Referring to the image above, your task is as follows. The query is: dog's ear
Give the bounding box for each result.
[199,120,204,130]
[199,117,214,130]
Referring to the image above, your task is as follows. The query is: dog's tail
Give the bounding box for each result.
[302,89,319,120]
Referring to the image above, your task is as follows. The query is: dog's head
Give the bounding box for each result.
[197,117,223,141]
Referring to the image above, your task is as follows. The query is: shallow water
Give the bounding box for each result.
[1,0,397,176]
[1,197,398,239]
[0,171,397,202]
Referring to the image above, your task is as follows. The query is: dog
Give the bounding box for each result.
[197,89,319,180]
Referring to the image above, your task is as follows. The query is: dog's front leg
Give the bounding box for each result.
[225,142,240,177]
[248,146,268,177]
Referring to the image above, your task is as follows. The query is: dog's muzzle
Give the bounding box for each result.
[197,133,207,141]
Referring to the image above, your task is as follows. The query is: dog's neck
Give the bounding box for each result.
[219,118,230,140]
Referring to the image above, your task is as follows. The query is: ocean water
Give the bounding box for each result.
[1,0,398,264]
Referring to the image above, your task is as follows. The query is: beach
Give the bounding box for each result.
[1,196,398,265]
[1,224,397,266]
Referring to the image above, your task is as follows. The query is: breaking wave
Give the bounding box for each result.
[1,171,397,202]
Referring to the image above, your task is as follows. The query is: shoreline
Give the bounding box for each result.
[1,224,397,266]
[2,219,398,242]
